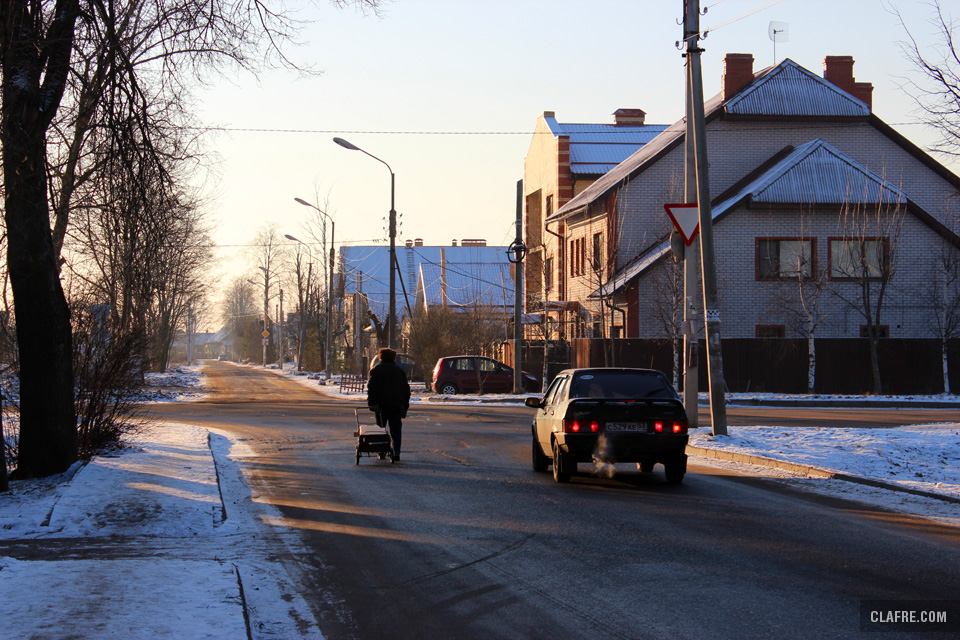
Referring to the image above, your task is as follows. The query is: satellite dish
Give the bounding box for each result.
[768,21,789,64]
[768,21,789,42]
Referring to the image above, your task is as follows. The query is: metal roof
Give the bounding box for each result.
[552,58,873,221]
[417,262,515,310]
[543,115,668,177]
[340,245,510,320]
[713,138,906,215]
[593,138,909,297]
[725,60,871,117]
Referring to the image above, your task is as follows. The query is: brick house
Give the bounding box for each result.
[522,109,667,336]
[532,54,960,343]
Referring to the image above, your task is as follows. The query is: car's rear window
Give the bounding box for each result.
[569,371,677,400]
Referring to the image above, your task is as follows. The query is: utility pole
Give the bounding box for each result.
[510,180,527,393]
[684,0,727,435]
[682,9,700,430]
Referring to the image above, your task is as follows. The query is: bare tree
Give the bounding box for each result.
[2,0,382,477]
[828,197,905,395]
[897,1,960,161]
[922,237,960,393]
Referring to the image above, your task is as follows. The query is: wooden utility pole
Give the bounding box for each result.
[683,39,700,429]
[511,180,527,393]
[684,0,727,435]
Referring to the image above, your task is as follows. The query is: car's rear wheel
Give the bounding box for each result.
[664,456,686,484]
[439,382,458,395]
[552,440,571,483]
[532,431,550,472]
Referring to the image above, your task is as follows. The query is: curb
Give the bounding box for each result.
[686,444,960,505]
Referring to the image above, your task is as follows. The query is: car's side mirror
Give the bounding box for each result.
[524,397,543,409]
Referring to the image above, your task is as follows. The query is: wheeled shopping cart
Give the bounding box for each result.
[353,408,395,464]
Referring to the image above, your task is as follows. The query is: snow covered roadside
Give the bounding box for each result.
[0,421,324,640]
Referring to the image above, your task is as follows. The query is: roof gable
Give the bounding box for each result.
[713,139,905,217]
[725,59,870,117]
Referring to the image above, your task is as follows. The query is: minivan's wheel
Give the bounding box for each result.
[439,382,458,395]
[552,440,571,483]
[532,431,550,472]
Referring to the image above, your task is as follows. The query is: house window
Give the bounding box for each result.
[830,238,887,280]
[860,325,889,338]
[757,238,814,280]
[592,232,603,270]
[569,238,587,277]
[756,324,785,338]
[544,257,554,291]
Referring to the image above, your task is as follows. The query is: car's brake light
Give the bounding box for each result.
[655,420,687,434]
[563,419,599,433]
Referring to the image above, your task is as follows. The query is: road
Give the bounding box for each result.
[150,362,960,640]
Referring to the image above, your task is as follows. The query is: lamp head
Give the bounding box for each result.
[333,137,360,151]
[284,234,300,242]
[294,198,311,207]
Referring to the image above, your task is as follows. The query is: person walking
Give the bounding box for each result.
[367,348,411,461]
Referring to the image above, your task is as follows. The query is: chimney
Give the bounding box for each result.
[452,239,458,247]
[461,239,487,247]
[405,239,413,248]
[613,108,646,126]
[722,53,755,101]
[823,55,873,110]
[414,238,424,247]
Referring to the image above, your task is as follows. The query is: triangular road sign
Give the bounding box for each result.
[664,203,700,246]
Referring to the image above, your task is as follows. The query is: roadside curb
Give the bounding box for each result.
[726,398,960,409]
[686,444,960,505]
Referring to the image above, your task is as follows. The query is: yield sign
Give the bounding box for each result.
[664,203,700,246]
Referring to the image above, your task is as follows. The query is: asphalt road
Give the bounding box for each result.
[150,362,960,640]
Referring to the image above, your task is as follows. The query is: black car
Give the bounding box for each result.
[525,368,689,484]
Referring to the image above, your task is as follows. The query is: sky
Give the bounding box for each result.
[192,0,955,320]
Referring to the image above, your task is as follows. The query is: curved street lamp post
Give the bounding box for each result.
[333,137,397,349]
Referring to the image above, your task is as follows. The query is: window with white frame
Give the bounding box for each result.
[829,238,887,280]
[756,238,814,280]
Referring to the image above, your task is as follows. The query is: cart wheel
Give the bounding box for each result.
[356,453,360,465]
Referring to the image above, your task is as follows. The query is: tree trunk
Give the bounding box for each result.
[2,107,78,477]
[2,0,80,477]
[807,334,816,394]
[943,339,951,395]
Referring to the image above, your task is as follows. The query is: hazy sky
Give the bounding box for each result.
[194,0,951,304]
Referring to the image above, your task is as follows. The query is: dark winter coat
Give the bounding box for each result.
[367,361,411,416]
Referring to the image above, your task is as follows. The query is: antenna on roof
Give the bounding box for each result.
[768,21,789,65]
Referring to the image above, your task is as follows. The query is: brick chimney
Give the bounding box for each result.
[414,238,423,247]
[613,108,646,126]
[722,53,755,101]
[823,55,873,110]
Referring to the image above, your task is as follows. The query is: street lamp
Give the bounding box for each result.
[333,136,397,349]
[292,198,337,378]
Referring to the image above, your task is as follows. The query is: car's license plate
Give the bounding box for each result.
[606,422,646,432]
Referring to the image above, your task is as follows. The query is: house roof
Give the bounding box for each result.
[550,58,885,222]
[593,138,949,297]
[417,262,515,310]
[340,244,510,321]
[542,114,669,176]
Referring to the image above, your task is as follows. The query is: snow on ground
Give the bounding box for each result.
[1,360,958,638]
